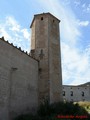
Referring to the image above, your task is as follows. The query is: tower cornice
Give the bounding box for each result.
[30,12,60,28]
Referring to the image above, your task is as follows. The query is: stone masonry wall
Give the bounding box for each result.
[63,85,90,102]
[0,38,38,120]
[30,13,63,104]
[48,15,63,103]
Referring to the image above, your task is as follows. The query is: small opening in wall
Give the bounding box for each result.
[82,91,84,96]
[41,17,43,20]
[63,91,65,96]
[53,20,55,22]
[39,68,42,73]
[71,91,73,96]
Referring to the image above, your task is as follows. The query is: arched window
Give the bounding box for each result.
[63,91,65,96]
[71,91,73,96]
[82,91,84,96]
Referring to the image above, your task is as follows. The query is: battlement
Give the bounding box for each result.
[0,36,38,62]
[0,36,39,120]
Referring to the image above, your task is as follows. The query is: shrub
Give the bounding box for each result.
[14,101,90,120]
[38,101,88,116]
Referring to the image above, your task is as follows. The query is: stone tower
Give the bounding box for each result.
[30,13,63,104]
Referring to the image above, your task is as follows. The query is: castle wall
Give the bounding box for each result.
[63,85,90,102]
[0,38,39,120]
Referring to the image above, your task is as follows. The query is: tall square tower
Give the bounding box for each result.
[30,13,63,104]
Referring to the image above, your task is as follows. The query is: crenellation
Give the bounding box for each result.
[0,37,38,61]
[18,47,21,50]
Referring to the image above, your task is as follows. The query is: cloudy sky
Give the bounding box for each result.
[0,0,90,85]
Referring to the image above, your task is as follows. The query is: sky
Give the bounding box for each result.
[0,0,90,85]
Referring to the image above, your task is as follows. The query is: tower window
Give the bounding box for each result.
[63,91,65,96]
[41,17,43,20]
[82,92,84,96]
[39,49,44,59]
[71,91,73,96]
[53,20,55,22]
[39,68,42,73]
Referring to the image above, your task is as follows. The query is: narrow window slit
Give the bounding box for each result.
[41,17,43,20]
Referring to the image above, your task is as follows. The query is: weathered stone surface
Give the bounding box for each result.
[30,13,63,104]
[63,85,90,102]
[0,39,38,120]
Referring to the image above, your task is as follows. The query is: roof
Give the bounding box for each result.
[30,12,60,28]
